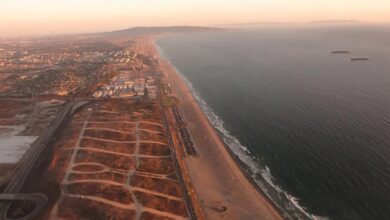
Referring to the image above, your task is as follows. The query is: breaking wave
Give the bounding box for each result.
[156,41,324,220]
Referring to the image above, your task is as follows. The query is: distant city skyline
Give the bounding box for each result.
[2,0,390,36]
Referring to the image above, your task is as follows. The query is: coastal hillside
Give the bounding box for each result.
[102,26,223,36]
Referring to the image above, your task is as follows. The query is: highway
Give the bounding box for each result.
[0,101,88,220]
[0,194,48,220]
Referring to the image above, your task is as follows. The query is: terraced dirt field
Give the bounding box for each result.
[46,100,189,219]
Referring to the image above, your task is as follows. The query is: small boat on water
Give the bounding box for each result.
[331,50,350,54]
[351,57,369,61]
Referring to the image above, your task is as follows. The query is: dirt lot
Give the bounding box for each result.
[39,99,189,219]
[0,99,34,126]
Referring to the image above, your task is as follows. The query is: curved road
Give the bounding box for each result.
[0,101,88,220]
[0,194,48,220]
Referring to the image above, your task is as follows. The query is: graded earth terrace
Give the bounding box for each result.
[46,99,190,219]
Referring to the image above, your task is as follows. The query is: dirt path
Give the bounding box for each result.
[139,129,163,134]
[85,126,164,136]
[50,111,189,219]
[64,179,183,201]
[76,121,137,124]
[66,194,186,220]
[64,147,170,159]
[81,136,168,146]
[76,120,164,128]
[84,127,135,134]
[138,121,164,127]
[134,171,177,181]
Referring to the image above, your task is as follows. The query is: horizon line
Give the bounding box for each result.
[1,20,390,39]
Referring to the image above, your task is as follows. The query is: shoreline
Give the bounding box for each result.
[151,37,284,220]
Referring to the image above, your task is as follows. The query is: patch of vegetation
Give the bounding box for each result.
[162,96,179,108]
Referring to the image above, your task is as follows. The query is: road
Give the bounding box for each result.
[0,101,88,220]
[0,194,48,220]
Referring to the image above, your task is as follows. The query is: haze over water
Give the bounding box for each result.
[157,24,390,219]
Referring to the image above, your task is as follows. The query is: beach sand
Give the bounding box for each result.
[153,41,283,220]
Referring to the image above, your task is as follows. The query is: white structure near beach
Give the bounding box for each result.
[0,125,37,164]
[92,75,159,99]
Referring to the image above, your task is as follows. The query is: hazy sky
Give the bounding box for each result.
[1,0,390,36]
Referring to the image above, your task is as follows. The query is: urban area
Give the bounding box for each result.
[0,32,201,220]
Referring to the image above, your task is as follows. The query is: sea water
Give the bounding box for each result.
[156,23,390,219]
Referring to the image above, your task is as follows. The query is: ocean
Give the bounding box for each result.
[156,23,390,220]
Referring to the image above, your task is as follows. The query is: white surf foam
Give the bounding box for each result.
[156,40,326,220]
[188,82,322,219]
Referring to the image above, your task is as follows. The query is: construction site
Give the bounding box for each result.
[21,98,192,219]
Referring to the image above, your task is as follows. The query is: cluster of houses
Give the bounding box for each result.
[0,48,139,67]
[93,75,158,100]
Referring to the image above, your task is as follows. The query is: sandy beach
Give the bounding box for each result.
[152,39,283,220]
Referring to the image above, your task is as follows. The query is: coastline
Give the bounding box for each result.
[151,37,284,220]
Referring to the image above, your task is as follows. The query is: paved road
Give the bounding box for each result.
[0,101,88,219]
[0,194,48,220]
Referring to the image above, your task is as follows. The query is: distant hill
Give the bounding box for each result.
[101,26,223,37]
